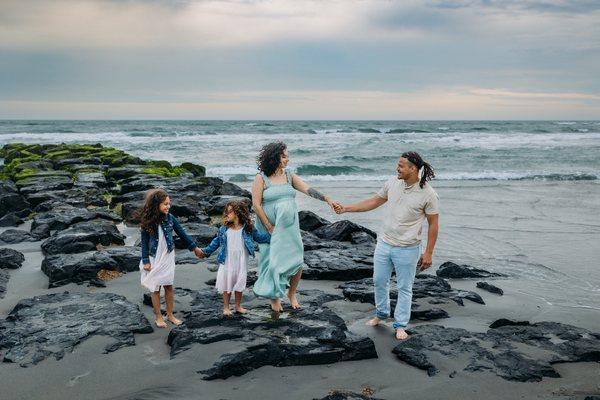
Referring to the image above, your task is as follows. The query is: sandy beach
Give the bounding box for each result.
[1,145,599,399]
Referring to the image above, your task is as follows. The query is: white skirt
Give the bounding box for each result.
[139,227,176,292]
[215,228,248,293]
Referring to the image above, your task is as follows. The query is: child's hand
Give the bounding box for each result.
[143,263,152,271]
[194,247,205,259]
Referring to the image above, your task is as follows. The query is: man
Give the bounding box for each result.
[334,151,439,340]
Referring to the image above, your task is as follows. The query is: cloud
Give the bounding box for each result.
[2,87,598,119]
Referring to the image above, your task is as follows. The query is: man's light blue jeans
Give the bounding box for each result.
[373,240,421,330]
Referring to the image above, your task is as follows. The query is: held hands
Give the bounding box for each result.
[417,253,433,272]
[194,247,205,259]
[326,198,345,214]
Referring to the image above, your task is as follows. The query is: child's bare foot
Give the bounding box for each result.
[235,306,248,314]
[395,328,409,340]
[223,308,232,317]
[287,291,301,309]
[155,317,167,328]
[166,314,182,326]
[270,299,283,312]
[365,317,381,327]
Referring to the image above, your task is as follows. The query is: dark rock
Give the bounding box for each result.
[298,210,330,231]
[180,162,205,177]
[0,248,25,269]
[41,220,125,255]
[0,269,9,299]
[167,289,377,380]
[205,270,258,288]
[0,292,153,366]
[30,223,52,240]
[314,393,384,400]
[411,308,450,321]
[16,174,74,196]
[175,223,218,249]
[301,231,346,251]
[303,245,374,281]
[339,274,485,312]
[41,246,140,287]
[218,182,251,198]
[436,261,506,279]
[54,157,103,168]
[0,191,31,218]
[88,278,107,288]
[74,172,108,188]
[392,322,600,382]
[350,231,376,245]
[32,205,121,231]
[0,212,25,227]
[205,195,252,215]
[105,166,145,181]
[476,281,504,295]
[313,220,376,242]
[0,229,36,244]
[489,319,530,329]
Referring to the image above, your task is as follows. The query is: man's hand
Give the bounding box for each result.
[417,253,433,271]
[194,247,205,259]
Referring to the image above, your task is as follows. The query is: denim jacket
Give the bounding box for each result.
[201,225,270,264]
[140,213,197,264]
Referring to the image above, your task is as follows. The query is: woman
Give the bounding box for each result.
[252,141,338,312]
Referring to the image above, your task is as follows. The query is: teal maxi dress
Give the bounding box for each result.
[253,169,304,299]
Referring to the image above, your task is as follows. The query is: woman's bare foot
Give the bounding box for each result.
[223,308,232,317]
[395,328,409,340]
[270,299,283,312]
[235,306,248,314]
[166,314,182,326]
[365,317,381,327]
[287,291,301,309]
[155,317,167,328]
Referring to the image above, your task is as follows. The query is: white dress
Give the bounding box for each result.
[215,228,248,293]
[139,227,176,292]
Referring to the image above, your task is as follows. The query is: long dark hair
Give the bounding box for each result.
[139,188,169,235]
[222,201,253,234]
[257,141,286,177]
[401,151,435,188]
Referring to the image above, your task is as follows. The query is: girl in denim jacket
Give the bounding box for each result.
[199,201,270,316]
[139,188,203,328]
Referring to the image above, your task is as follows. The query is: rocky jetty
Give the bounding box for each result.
[0,292,153,366]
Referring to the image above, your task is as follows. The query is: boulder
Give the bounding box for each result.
[0,212,25,227]
[0,248,25,269]
[0,269,9,299]
[392,321,600,382]
[167,289,377,380]
[205,195,252,216]
[298,210,331,231]
[0,292,153,366]
[303,246,375,281]
[313,220,376,242]
[41,220,125,255]
[436,261,506,279]
[0,229,36,244]
[175,223,218,249]
[32,205,121,231]
[476,281,504,295]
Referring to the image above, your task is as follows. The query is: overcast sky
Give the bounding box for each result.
[1,0,599,119]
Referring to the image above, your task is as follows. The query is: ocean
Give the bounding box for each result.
[1,120,599,314]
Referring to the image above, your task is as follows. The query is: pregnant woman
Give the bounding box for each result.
[252,141,338,312]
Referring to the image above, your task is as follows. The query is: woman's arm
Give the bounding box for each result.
[252,174,274,233]
[291,173,335,206]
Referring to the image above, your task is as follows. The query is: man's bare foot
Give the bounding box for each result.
[167,314,182,326]
[223,308,231,317]
[365,317,381,327]
[287,291,301,309]
[270,299,283,312]
[395,328,409,340]
[235,306,248,314]
[155,317,167,328]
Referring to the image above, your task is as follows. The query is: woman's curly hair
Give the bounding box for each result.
[222,200,253,234]
[257,141,287,177]
[139,188,169,235]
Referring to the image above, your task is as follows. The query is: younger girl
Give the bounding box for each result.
[200,201,270,316]
[139,188,203,328]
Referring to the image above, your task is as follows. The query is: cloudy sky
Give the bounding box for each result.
[1,0,599,119]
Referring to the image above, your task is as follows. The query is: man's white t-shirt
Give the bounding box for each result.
[376,177,439,247]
